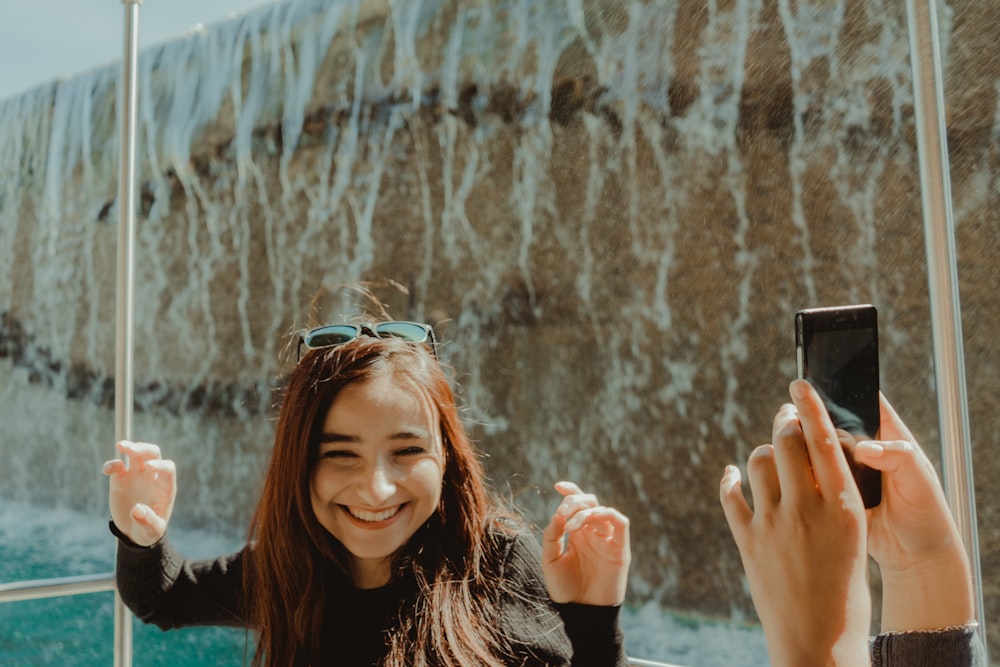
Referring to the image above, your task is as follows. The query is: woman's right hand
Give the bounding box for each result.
[102,440,176,547]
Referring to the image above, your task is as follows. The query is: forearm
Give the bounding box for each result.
[879,541,975,632]
[112,522,248,629]
[764,628,871,667]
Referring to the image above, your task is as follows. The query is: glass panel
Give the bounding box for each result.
[936,0,994,654]
[0,0,989,664]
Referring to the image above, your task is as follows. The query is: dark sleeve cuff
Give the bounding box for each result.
[109,519,153,548]
[871,624,986,667]
[555,602,627,667]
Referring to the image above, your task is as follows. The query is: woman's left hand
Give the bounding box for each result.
[541,481,630,606]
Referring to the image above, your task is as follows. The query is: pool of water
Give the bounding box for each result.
[0,501,249,666]
[0,500,768,666]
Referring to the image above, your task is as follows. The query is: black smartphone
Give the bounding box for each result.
[795,304,882,508]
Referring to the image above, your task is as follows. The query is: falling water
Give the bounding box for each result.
[2,0,1000,647]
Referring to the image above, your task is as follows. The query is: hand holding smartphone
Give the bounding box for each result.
[795,304,882,508]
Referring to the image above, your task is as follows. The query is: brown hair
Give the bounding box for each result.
[244,334,521,666]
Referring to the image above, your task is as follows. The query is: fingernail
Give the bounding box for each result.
[101,461,113,474]
[856,441,884,456]
[790,379,808,400]
[721,465,741,489]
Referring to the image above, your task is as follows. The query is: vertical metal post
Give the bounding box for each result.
[905,0,986,654]
[114,2,142,666]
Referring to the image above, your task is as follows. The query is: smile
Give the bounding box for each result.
[344,504,402,522]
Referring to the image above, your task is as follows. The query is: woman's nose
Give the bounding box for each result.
[356,459,397,504]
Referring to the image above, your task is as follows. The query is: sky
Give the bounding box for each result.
[0,0,278,101]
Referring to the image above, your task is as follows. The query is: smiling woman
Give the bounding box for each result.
[103,315,633,667]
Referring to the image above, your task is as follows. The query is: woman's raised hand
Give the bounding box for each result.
[102,440,176,547]
[541,481,630,606]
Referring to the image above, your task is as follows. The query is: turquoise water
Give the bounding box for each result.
[0,501,249,667]
[0,500,768,666]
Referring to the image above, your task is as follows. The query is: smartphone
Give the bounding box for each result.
[795,304,881,508]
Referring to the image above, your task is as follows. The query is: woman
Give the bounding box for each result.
[105,320,631,667]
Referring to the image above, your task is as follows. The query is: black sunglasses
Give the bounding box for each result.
[297,321,437,361]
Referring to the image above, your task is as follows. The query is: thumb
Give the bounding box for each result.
[542,511,569,564]
[853,440,943,501]
[130,503,167,546]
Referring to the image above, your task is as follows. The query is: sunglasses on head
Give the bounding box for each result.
[297,321,438,361]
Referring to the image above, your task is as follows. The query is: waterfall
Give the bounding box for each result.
[3,0,999,637]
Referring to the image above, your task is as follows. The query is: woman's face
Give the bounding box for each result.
[310,373,445,588]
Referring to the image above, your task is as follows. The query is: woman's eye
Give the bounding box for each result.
[321,449,356,459]
[396,446,426,456]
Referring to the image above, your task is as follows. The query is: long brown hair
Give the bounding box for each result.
[244,333,522,666]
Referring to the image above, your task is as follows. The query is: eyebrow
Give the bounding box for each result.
[317,430,432,444]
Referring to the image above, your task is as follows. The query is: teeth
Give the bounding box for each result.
[348,506,400,522]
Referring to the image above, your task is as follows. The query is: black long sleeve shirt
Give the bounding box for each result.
[113,524,628,666]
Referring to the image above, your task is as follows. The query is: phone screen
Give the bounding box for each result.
[801,325,880,437]
[796,304,881,507]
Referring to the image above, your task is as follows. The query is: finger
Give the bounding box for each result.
[719,464,753,545]
[554,480,584,497]
[116,440,163,468]
[555,492,600,520]
[144,458,176,480]
[573,515,631,560]
[745,444,780,509]
[770,404,814,504]
[789,379,854,498]
[563,508,630,561]
[564,506,629,537]
[102,459,127,477]
[854,439,941,495]
[544,483,583,558]
[542,510,569,562]
[872,393,937,474]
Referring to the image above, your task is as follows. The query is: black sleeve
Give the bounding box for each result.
[112,521,249,630]
[555,602,628,667]
[497,531,629,667]
[870,625,986,667]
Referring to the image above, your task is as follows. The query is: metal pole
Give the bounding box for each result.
[115,2,142,666]
[905,0,986,654]
[0,573,115,604]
